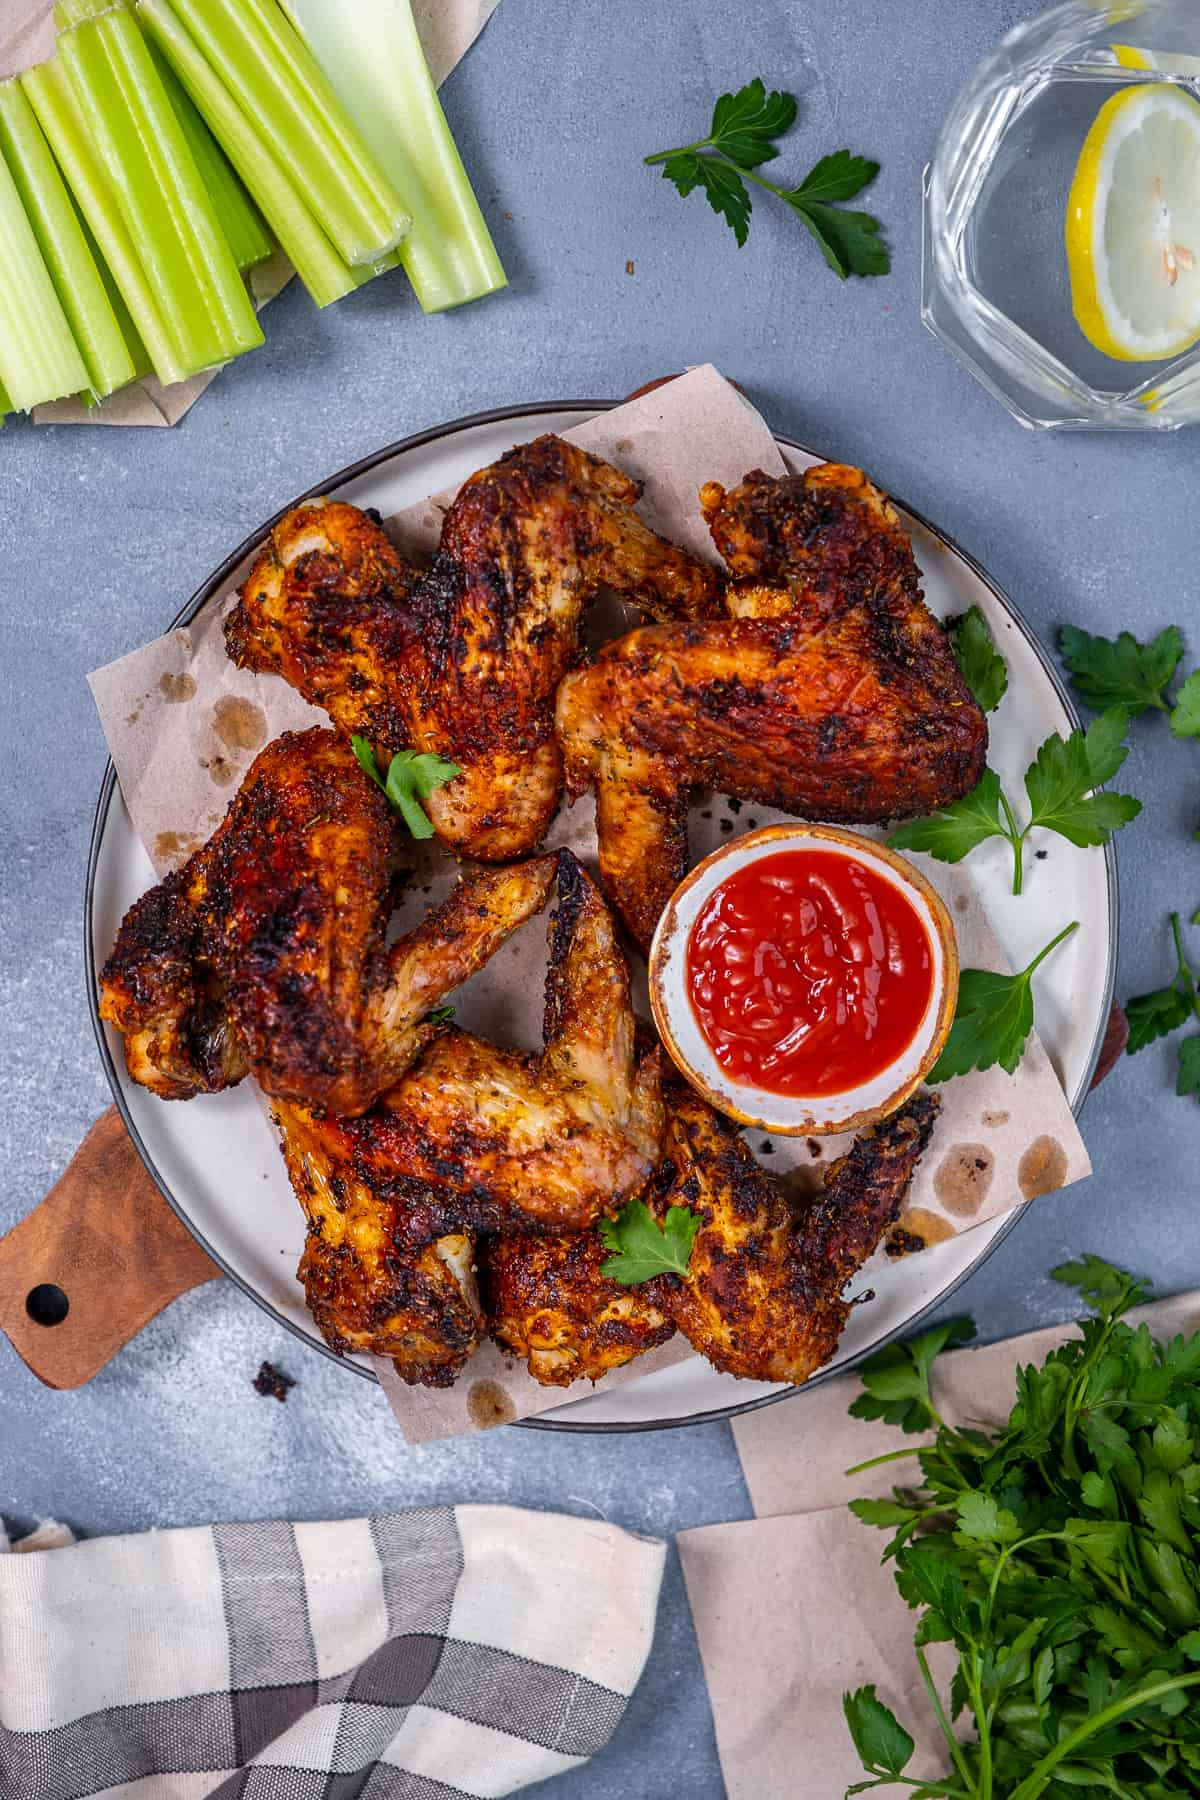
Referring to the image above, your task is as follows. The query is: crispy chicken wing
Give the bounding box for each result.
[275,1099,483,1388]
[282,851,663,1235]
[556,464,988,947]
[99,727,556,1114]
[225,437,721,862]
[484,1218,675,1387]
[650,1085,939,1385]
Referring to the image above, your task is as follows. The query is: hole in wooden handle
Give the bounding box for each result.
[26,1283,70,1327]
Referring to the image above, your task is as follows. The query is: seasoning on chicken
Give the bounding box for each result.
[224,436,721,861]
[647,1084,939,1385]
[98,726,556,1114]
[276,1097,483,1388]
[484,1209,676,1387]
[276,851,664,1238]
[556,463,989,947]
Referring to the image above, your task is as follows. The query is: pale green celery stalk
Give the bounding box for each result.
[55,4,262,373]
[0,78,134,398]
[74,199,154,380]
[137,0,365,307]
[22,55,189,383]
[150,43,273,274]
[0,132,88,409]
[281,0,506,313]
[164,0,411,265]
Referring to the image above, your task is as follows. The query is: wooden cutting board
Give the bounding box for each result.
[0,1107,220,1388]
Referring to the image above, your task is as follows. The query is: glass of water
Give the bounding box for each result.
[924,0,1200,429]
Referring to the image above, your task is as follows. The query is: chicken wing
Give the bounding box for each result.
[225,437,721,862]
[556,464,988,947]
[484,1216,675,1387]
[276,851,663,1235]
[276,1098,483,1387]
[99,726,556,1114]
[649,1085,939,1385]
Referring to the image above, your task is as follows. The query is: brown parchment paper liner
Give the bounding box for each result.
[680,1293,1200,1799]
[27,0,501,426]
[87,365,1089,1441]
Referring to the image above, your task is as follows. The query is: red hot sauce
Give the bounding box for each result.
[685,848,935,1100]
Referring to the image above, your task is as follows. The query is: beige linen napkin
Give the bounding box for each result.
[678,1293,1200,1799]
[0,1503,665,1798]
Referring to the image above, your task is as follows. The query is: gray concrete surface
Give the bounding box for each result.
[2,3,1199,1795]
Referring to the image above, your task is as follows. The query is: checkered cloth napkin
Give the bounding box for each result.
[0,1505,666,1799]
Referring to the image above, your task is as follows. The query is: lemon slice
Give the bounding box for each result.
[1066,81,1200,361]
[1112,45,1200,77]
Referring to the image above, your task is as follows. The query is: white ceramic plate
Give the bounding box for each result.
[86,403,1117,1432]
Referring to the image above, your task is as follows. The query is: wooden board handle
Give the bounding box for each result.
[0,1107,220,1389]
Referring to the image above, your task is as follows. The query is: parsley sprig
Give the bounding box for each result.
[1126,911,1200,1102]
[599,1199,701,1286]
[890,708,1141,896]
[644,78,888,277]
[927,921,1079,1084]
[844,1257,1200,1800]
[1060,622,1200,739]
[351,735,460,841]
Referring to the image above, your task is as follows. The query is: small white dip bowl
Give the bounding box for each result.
[648,823,959,1137]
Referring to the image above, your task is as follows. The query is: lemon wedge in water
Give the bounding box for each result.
[1066,82,1200,360]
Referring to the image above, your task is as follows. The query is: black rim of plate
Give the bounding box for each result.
[84,398,1119,1435]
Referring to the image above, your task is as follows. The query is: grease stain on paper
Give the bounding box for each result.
[159,672,196,703]
[896,1206,955,1249]
[1018,1135,1068,1199]
[468,1381,516,1429]
[933,1143,994,1217]
[212,696,266,752]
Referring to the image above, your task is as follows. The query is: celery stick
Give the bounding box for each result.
[0,133,88,409]
[137,0,368,307]
[0,78,134,398]
[151,42,273,275]
[56,8,263,372]
[74,198,154,380]
[22,55,189,384]
[165,0,411,265]
[282,0,506,313]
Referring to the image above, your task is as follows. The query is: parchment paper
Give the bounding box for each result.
[680,1292,1200,1798]
[0,0,51,80]
[19,0,500,426]
[87,365,1091,1441]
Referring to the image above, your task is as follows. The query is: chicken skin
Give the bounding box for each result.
[225,437,721,862]
[99,727,556,1114]
[274,851,664,1237]
[648,1085,939,1385]
[275,1099,483,1388]
[484,1217,675,1387]
[556,464,989,947]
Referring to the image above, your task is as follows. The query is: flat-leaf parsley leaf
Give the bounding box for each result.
[352,735,460,840]
[644,77,888,277]
[598,1199,702,1285]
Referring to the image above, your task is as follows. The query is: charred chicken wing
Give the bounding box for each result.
[556,464,989,946]
[225,437,721,862]
[649,1085,939,1385]
[484,1222,675,1387]
[275,1098,484,1387]
[279,851,663,1236]
[99,727,556,1114]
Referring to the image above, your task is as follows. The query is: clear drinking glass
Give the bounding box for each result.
[924,0,1200,429]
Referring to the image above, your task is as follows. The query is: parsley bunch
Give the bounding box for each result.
[644,78,888,277]
[844,1258,1200,1799]
[1126,911,1200,1104]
